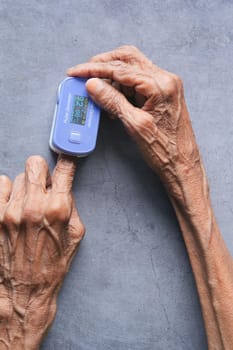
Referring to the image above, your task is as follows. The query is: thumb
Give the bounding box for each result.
[86,77,136,125]
[86,78,154,138]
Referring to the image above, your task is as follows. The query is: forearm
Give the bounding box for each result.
[168,161,233,350]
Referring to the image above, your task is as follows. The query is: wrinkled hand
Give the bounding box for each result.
[67,46,202,200]
[0,155,85,350]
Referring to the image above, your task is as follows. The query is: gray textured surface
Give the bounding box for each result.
[1,1,233,349]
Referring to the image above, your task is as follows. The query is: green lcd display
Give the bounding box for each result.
[71,95,89,125]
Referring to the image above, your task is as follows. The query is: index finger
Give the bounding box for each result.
[52,154,77,193]
[67,62,156,98]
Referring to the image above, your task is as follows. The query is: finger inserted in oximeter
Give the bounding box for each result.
[49,77,101,157]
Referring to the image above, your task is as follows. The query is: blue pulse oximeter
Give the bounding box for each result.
[49,77,101,157]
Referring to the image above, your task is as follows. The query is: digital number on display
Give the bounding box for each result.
[71,95,89,125]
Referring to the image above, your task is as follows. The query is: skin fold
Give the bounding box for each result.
[0,46,232,349]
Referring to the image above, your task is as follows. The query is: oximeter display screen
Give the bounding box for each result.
[71,95,89,125]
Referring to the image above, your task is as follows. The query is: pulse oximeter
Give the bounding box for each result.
[49,77,101,157]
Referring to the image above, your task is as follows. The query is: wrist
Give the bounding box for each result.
[165,156,209,213]
[0,297,57,350]
[0,321,47,350]
[164,157,215,248]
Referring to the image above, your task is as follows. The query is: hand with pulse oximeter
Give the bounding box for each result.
[0,46,232,349]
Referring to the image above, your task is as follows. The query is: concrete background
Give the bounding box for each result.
[1,1,233,349]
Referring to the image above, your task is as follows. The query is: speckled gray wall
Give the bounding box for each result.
[1,1,233,349]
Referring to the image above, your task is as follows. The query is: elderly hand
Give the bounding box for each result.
[67,46,202,201]
[0,155,84,350]
[67,47,233,350]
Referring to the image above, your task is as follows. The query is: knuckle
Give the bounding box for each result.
[68,220,85,245]
[165,77,177,96]
[45,198,71,223]
[128,45,140,54]
[118,45,139,53]
[164,74,183,97]
[3,208,19,227]
[79,222,86,239]
[110,60,127,71]
[173,74,183,91]
[22,205,43,225]
[117,45,141,64]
